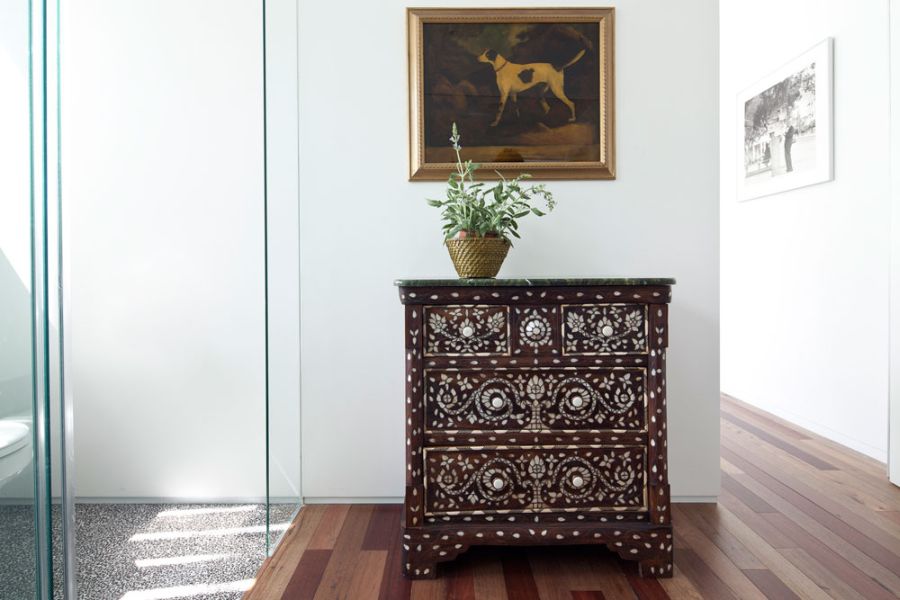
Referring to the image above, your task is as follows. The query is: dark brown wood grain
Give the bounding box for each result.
[401,283,673,579]
[501,552,542,600]
[398,286,672,306]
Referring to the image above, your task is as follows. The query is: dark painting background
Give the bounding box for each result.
[422,22,601,163]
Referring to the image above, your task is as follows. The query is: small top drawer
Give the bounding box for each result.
[563,304,648,354]
[424,306,510,356]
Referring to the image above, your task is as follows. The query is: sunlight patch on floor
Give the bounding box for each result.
[134,553,233,568]
[129,522,289,542]
[156,505,259,518]
[118,578,254,600]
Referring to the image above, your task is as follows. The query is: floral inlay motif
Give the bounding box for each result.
[425,448,645,513]
[563,305,647,354]
[513,307,558,355]
[425,369,645,431]
[425,306,508,355]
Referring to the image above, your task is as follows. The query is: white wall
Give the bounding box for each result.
[721,1,891,460]
[299,0,720,500]
[890,0,900,485]
[64,0,268,499]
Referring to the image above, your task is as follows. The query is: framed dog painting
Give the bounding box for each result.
[407,7,615,180]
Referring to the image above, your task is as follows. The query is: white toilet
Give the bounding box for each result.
[0,419,32,490]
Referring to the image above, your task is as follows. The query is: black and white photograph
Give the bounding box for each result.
[737,38,833,200]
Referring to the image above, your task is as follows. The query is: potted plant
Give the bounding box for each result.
[427,123,556,278]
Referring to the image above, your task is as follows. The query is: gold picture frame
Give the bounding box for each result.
[408,7,615,181]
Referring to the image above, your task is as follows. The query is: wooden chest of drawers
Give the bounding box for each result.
[396,278,675,579]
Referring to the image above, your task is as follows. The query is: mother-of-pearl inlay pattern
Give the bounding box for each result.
[563,304,647,353]
[425,368,645,431]
[425,447,645,514]
[425,306,508,355]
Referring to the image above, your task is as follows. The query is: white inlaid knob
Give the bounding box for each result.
[601,325,614,337]
[492,477,505,490]
[572,476,585,488]
[491,396,505,409]
[571,396,583,408]
[461,326,474,338]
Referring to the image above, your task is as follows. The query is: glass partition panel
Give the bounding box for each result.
[264,0,302,552]
[0,0,38,594]
[1,0,51,597]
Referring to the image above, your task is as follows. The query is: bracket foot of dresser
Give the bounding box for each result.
[402,523,673,579]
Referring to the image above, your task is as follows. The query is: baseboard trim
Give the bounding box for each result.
[303,496,404,504]
[65,497,301,504]
[672,495,718,503]
[301,496,718,504]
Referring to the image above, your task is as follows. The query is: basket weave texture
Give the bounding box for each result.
[445,237,510,278]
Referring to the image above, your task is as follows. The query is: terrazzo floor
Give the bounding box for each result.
[0,502,298,600]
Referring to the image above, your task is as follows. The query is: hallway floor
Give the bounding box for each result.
[246,396,900,599]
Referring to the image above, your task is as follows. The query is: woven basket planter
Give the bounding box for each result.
[445,236,510,278]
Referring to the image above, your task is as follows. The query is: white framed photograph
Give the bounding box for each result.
[737,38,833,201]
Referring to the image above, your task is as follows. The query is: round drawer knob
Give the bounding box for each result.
[601,325,614,337]
[571,396,584,408]
[491,396,505,409]
[461,325,474,338]
[492,477,506,490]
[572,476,585,488]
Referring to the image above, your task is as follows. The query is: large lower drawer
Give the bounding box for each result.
[423,446,646,515]
[424,368,646,432]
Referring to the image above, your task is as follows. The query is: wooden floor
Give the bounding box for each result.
[245,396,900,599]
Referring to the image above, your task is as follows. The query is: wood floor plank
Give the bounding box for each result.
[704,499,831,599]
[720,395,810,441]
[762,513,897,600]
[281,549,331,600]
[670,506,766,600]
[742,569,802,600]
[672,547,739,600]
[445,558,475,600]
[721,411,838,470]
[722,414,900,528]
[723,417,900,514]
[721,421,900,546]
[722,395,886,479]
[717,488,795,549]
[244,505,326,600]
[721,472,777,513]
[721,444,900,575]
[621,561,671,599]
[249,397,900,600]
[657,566,704,600]
[525,549,570,600]
[410,577,448,600]
[587,552,642,600]
[777,548,870,600]
[313,505,375,600]
[471,553,507,600]
[363,504,402,551]
[723,457,900,596]
[680,503,765,570]
[500,551,541,600]
[343,550,387,600]
[378,538,412,600]
[307,504,352,550]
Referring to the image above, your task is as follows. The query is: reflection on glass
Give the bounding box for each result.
[0,0,38,598]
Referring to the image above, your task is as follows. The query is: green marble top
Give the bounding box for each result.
[394,277,675,287]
